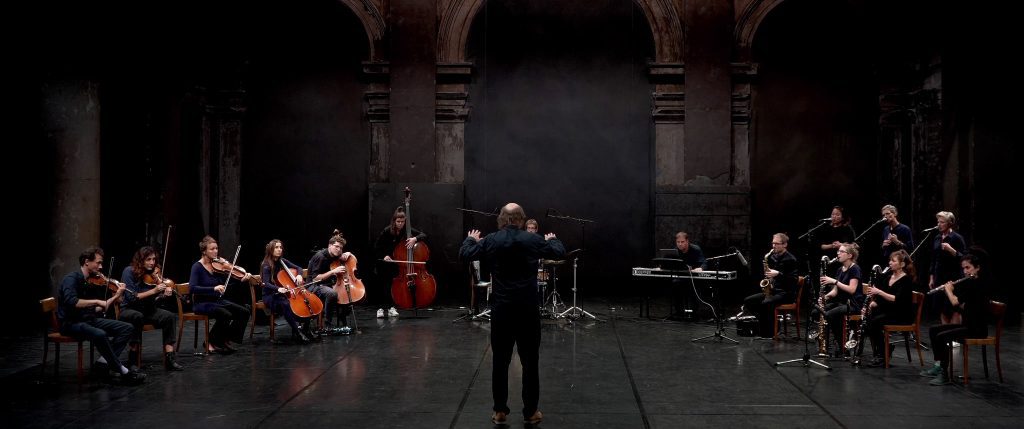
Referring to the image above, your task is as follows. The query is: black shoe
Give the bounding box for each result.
[164,353,184,371]
[118,369,147,385]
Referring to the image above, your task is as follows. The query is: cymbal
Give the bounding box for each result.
[541,259,566,265]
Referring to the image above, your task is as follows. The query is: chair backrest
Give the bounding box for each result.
[990,300,1007,341]
[175,283,190,315]
[40,297,60,332]
[795,276,806,303]
[911,291,925,326]
[470,261,490,286]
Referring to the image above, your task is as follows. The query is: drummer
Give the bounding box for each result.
[526,219,540,235]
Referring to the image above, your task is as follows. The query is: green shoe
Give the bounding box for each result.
[929,373,951,386]
[919,363,942,377]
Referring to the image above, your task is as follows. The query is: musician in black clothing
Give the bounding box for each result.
[307,230,353,332]
[928,211,968,325]
[921,251,990,385]
[460,203,564,425]
[817,206,856,260]
[374,207,427,318]
[816,242,864,356]
[863,249,915,367]
[59,247,145,384]
[880,204,914,261]
[262,239,317,343]
[669,231,706,319]
[741,233,799,338]
[119,246,183,371]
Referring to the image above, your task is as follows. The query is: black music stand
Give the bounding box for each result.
[774,281,831,370]
[690,255,739,343]
[547,211,600,322]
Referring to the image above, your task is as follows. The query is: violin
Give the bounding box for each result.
[143,266,179,299]
[211,257,260,285]
[87,272,130,309]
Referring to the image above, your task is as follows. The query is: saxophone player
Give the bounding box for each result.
[740,233,799,338]
[861,249,915,367]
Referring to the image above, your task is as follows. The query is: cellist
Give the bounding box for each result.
[119,246,183,371]
[188,236,253,354]
[307,230,354,334]
[374,206,427,318]
[260,239,318,343]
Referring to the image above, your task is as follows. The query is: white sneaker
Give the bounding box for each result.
[388,307,399,317]
[376,308,385,318]
[952,341,961,348]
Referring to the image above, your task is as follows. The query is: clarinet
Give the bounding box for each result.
[816,255,834,357]
[846,265,883,355]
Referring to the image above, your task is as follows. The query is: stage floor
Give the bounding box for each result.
[2,299,1021,428]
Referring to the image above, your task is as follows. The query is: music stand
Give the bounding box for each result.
[774,281,831,370]
[558,252,600,321]
[547,210,600,322]
[690,255,739,344]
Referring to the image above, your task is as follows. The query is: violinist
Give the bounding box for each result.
[188,236,252,354]
[119,246,183,370]
[58,247,145,384]
[307,230,353,333]
[261,239,318,343]
[374,206,426,318]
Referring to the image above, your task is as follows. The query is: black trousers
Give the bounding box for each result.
[811,302,851,351]
[119,305,177,346]
[743,291,793,337]
[204,300,250,346]
[490,303,541,418]
[929,323,967,368]
[62,318,133,369]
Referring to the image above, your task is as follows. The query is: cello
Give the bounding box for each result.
[390,187,437,310]
[332,255,366,304]
[277,260,324,318]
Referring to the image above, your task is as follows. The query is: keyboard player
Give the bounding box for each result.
[739,233,799,338]
[668,231,707,319]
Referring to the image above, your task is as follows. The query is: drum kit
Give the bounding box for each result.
[538,259,566,317]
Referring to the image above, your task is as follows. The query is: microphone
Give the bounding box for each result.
[733,248,749,267]
[922,226,939,232]
[873,217,886,224]
[818,218,832,222]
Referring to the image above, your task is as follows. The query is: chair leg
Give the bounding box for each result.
[41,340,49,378]
[914,329,925,367]
[884,332,891,368]
[176,320,184,353]
[903,332,911,362]
[981,346,989,379]
[54,342,61,378]
[193,321,199,351]
[249,310,256,339]
[995,343,1003,383]
[795,309,800,339]
[960,344,967,384]
[773,310,780,340]
[269,311,275,341]
[203,319,210,351]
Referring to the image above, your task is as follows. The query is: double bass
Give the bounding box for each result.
[390,187,437,309]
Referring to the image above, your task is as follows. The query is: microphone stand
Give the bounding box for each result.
[548,211,600,322]
[691,254,739,343]
[798,220,829,277]
[854,219,886,244]
[775,281,831,371]
[452,208,498,323]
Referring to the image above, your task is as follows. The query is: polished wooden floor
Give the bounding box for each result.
[2,298,1021,429]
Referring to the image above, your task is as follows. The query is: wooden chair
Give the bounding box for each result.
[773,276,805,340]
[250,277,275,341]
[960,300,1006,384]
[882,291,925,368]
[174,283,210,354]
[39,297,91,379]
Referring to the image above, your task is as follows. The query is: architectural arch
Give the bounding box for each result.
[734,0,786,62]
[338,0,387,61]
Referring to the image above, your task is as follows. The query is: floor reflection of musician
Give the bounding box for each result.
[741,233,799,338]
[816,242,864,357]
[670,231,706,318]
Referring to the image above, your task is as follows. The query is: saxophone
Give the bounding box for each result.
[758,250,774,297]
[816,255,834,357]
[846,265,883,357]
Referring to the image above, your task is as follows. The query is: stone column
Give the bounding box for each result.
[198,89,246,246]
[43,80,102,290]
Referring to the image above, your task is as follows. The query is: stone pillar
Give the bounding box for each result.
[436,62,472,183]
[365,62,392,183]
[731,62,757,187]
[43,80,102,290]
[198,89,246,246]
